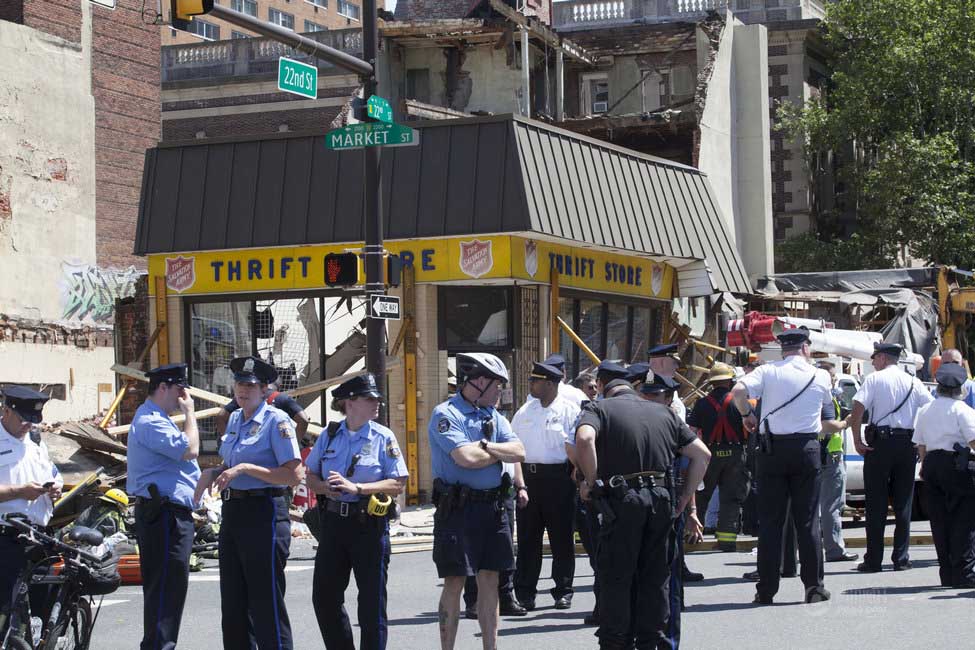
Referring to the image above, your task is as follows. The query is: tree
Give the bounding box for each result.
[777,0,975,270]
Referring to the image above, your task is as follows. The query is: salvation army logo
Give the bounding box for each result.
[459,239,494,278]
[524,239,538,278]
[165,256,196,293]
[651,264,663,296]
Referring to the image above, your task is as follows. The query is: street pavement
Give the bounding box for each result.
[91,538,972,649]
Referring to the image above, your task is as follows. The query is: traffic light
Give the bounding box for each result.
[171,0,213,28]
[324,252,361,287]
[385,253,402,287]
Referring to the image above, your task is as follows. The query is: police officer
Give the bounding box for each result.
[913,363,975,588]
[849,342,933,572]
[428,353,525,650]
[540,353,590,407]
[816,360,857,563]
[216,378,311,444]
[305,373,407,650]
[733,328,845,604]
[0,387,61,613]
[126,363,200,650]
[648,344,686,420]
[194,356,304,650]
[512,361,580,611]
[688,363,750,552]
[575,376,710,649]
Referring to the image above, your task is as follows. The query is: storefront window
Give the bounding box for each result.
[440,286,512,350]
[558,297,577,380]
[606,303,628,362]
[630,306,650,362]
[578,300,605,367]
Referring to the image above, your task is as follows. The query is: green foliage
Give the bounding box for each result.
[773,233,893,274]
[777,0,975,269]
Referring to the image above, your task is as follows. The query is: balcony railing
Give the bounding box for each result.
[553,0,825,29]
[162,28,363,83]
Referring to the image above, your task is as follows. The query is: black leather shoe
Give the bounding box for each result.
[682,568,704,582]
[553,596,572,610]
[894,560,913,571]
[500,599,528,616]
[805,586,831,603]
[742,570,760,581]
[753,593,773,605]
[856,562,882,573]
[584,612,599,626]
[464,605,478,620]
[826,552,859,562]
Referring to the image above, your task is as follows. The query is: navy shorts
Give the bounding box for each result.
[433,501,514,578]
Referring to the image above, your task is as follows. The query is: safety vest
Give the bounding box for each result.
[704,392,745,445]
[826,397,843,453]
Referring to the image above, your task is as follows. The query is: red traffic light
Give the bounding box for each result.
[324,253,361,286]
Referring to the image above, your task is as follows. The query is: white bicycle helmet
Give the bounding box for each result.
[455,352,510,384]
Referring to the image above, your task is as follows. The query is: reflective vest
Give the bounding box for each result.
[826,397,843,453]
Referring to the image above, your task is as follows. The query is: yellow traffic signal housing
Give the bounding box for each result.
[171,0,213,24]
[324,252,361,287]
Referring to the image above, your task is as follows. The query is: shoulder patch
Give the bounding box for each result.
[278,421,295,439]
[437,418,450,433]
[386,439,401,458]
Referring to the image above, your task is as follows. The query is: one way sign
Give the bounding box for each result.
[369,295,401,320]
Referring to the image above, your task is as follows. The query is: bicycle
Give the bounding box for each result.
[0,512,120,650]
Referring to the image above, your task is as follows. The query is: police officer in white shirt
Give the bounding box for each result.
[512,361,581,610]
[849,342,933,573]
[0,386,62,613]
[732,328,844,605]
[912,363,975,588]
[649,345,686,421]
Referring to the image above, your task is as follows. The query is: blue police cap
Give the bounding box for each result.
[597,361,629,381]
[776,327,810,348]
[146,363,189,388]
[230,356,277,384]
[332,373,382,401]
[542,354,566,371]
[626,362,651,383]
[641,374,679,395]
[529,362,564,381]
[935,363,967,388]
[871,342,903,359]
[647,344,680,360]
[2,386,51,424]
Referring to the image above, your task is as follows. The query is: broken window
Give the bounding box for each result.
[439,286,512,351]
[406,68,431,104]
[581,73,609,116]
[641,70,664,112]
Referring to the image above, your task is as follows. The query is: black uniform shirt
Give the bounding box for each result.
[578,390,697,480]
[687,386,746,445]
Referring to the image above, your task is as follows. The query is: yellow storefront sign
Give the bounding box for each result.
[148,235,673,300]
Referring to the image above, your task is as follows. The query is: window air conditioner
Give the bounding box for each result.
[592,101,608,114]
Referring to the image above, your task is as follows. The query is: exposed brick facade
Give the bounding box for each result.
[163,106,344,141]
[0,0,81,42]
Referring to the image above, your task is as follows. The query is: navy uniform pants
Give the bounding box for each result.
[575,495,600,619]
[464,497,516,607]
[863,435,916,568]
[220,495,293,650]
[755,436,823,599]
[665,510,685,649]
[920,450,975,587]
[595,486,673,650]
[134,504,194,650]
[0,533,27,615]
[514,466,576,603]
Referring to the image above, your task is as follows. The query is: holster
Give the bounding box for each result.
[498,472,513,509]
[590,480,617,525]
[953,443,975,474]
[757,422,773,455]
[864,424,878,447]
[144,483,163,524]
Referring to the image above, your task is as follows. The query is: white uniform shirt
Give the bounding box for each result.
[670,391,687,422]
[558,382,589,408]
[0,423,63,525]
[912,397,975,451]
[511,394,581,464]
[739,356,833,435]
[854,365,933,429]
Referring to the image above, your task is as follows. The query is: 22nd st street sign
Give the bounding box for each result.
[278,57,317,100]
[325,122,419,150]
[366,95,393,123]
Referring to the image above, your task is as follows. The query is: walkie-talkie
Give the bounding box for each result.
[346,454,361,477]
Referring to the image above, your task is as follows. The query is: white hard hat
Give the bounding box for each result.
[455,352,510,384]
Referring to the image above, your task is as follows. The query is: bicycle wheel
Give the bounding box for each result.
[42,598,92,650]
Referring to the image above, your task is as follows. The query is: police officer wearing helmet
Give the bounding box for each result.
[849,342,933,572]
[912,363,975,588]
[194,356,304,650]
[0,386,62,614]
[574,375,710,649]
[428,352,525,650]
[126,363,200,650]
[732,328,845,604]
[306,373,408,649]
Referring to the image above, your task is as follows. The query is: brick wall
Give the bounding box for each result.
[393,0,475,21]
[163,105,344,141]
[91,0,160,270]
[0,0,83,43]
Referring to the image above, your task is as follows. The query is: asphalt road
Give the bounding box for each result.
[91,540,973,649]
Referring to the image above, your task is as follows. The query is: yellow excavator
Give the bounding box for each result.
[937,266,975,353]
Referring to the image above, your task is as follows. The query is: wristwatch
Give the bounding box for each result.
[479,438,490,451]
[355,483,363,495]
[516,486,527,493]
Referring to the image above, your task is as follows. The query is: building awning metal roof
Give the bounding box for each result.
[135,114,751,295]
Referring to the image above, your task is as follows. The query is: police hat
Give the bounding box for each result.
[542,354,566,372]
[647,344,681,361]
[2,386,51,424]
[332,373,382,401]
[529,362,564,382]
[625,362,651,383]
[597,361,629,381]
[641,374,679,395]
[935,363,967,388]
[230,356,277,384]
[776,327,810,348]
[146,363,190,388]
[871,342,903,359]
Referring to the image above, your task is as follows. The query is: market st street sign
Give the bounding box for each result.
[325,123,418,150]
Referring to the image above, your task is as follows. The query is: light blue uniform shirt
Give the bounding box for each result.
[126,400,201,509]
[428,394,518,490]
[219,401,301,490]
[305,420,409,503]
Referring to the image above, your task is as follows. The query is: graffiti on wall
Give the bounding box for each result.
[60,261,142,324]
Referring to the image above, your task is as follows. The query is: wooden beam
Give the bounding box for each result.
[153,276,169,365]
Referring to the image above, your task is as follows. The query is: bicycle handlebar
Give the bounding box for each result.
[1,512,107,566]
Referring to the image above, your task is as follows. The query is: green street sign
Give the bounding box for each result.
[325,122,419,150]
[277,57,317,100]
[366,95,393,123]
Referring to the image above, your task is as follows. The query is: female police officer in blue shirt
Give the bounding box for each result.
[305,373,408,650]
[194,356,304,650]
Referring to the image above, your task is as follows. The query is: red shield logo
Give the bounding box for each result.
[165,256,196,293]
[459,239,494,278]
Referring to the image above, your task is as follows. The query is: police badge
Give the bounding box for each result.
[437,419,450,433]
